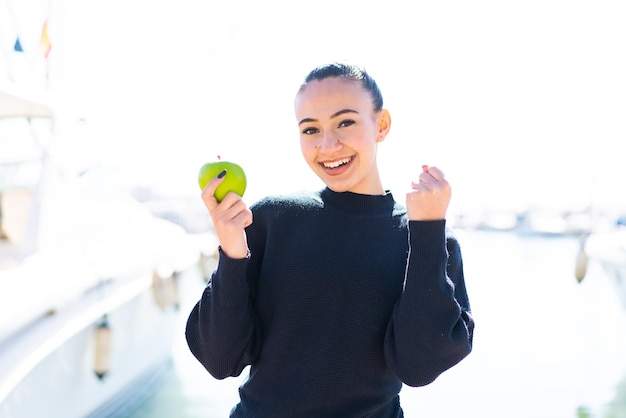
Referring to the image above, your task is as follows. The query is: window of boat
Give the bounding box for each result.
[0,117,50,245]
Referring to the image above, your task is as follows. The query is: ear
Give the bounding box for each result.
[376,109,391,143]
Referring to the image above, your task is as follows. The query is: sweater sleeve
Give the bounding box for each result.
[384,220,474,387]
[185,248,261,379]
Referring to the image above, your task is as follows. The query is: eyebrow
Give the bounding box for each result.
[298,108,359,126]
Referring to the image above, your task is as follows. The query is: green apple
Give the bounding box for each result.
[197,160,247,202]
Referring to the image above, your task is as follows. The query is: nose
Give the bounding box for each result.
[318,132,341,153]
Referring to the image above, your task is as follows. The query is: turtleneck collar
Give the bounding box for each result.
[319,187,397,217]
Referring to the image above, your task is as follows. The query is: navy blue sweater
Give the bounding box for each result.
[186,188,474,417]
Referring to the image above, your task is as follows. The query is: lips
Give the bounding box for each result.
[319,156,354,176]
[321,157,352,169]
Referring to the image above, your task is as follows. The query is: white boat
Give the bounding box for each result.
[576,226,626,311]
[0,85,204,417]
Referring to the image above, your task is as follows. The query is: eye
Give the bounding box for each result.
[338,119,355,128]
[301,126,319,135]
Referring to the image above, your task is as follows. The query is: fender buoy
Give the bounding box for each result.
[152,270,180,310]
[575,248,589,283]
[93,317,112,380]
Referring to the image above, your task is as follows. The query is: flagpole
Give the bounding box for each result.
[1,0,22,82]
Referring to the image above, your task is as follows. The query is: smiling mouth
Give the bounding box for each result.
[321,157,352,169]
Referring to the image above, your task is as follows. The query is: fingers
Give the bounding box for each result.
[204,184,252,231]
[412,165,446,190]
[423,165,445,181]
[407,164,451,221]
[200,169,227,213]
[199,170,251,258]
[205,189,253,259]
[215,193,253,228]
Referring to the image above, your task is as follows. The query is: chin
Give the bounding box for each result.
[324,182,353,193]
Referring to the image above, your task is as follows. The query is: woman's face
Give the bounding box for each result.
[294,77,391,195]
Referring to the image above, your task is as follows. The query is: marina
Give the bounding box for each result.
[0,84,206,418]
[2,1,625,417]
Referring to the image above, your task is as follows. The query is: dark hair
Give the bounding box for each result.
[301,62,384,112]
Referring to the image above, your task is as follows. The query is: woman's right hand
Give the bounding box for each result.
[201,170,253,259]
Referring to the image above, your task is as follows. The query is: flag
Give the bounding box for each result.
[14,37,23,52]
[39,21,51,58]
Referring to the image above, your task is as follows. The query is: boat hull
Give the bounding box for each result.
[0,268,185,418]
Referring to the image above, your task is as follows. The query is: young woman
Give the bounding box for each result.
[186,62,474,417]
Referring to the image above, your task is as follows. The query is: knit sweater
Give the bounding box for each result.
[186,188,474,418]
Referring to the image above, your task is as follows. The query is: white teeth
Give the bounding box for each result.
[323,157,351,169]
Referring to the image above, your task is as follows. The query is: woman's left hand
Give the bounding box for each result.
[406,165,451,221]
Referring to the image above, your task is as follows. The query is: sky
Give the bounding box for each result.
[2,0,625,216]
